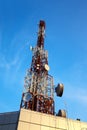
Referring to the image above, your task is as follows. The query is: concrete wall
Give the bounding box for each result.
[17,108,87,130]
[0,111,19,130]
[0,109,87,130]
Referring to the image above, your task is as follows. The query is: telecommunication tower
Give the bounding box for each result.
[20,20,64,115]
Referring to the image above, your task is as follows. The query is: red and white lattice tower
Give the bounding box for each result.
[20,20,64,115]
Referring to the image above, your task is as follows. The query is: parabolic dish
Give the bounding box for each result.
[23,92,32,102]
[44,64,50,71]
[30,46,33,50]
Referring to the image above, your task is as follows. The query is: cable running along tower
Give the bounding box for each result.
[20,20,64,115]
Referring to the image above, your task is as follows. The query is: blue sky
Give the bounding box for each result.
[0,0,87,122]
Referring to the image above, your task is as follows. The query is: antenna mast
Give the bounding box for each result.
[20,20,64,115]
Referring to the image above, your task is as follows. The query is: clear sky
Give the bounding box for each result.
[0,0,87,122]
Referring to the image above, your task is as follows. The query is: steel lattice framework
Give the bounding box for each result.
[20,20,55,115]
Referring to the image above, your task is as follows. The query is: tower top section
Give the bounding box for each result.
[37,20,45,48]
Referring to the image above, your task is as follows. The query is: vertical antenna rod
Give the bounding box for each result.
[37,20,45,48]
